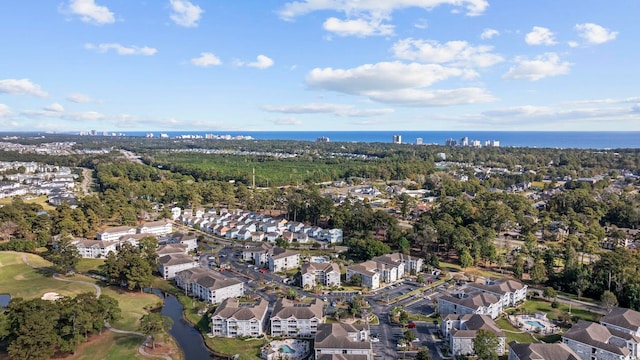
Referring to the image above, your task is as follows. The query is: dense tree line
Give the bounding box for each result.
[101,238,157,291]
[0,293,120,360]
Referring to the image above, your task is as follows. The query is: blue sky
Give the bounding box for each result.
[1,0,638,132]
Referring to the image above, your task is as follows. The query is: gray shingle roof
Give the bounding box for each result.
[508,342,580,360]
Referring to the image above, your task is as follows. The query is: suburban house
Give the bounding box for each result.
[270,298,324,338]
[508,342,580,360]
[438,291,502,319]
[210,298,268,338]
[268,247,300,273]
[601,307,640,337]
[97,226,136,241]
[137,219,173,236]
[373,252,424,275]
[314,323,372,360]
[441,314,506,356]
[157,254,199,280]
[299,261,341,289]
[467,279,528,309]
[562,320,639,360]
[73,239,118,258]
[175,267,244,304]
[319,228,343,243]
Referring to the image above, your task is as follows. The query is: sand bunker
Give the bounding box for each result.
[42,292,61,301]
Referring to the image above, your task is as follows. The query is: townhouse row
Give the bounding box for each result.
[174,207,343,244]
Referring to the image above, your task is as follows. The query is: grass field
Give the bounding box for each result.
[495,318,538,344]
[521,299,600,323]
[76,258,106,274]
[0,195,56,211]
[0,251,95,299]
[0,251,168,358]
[63,332,143,360]
[206,337,267,360]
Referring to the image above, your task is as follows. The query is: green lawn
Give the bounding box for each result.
[76,257,106,274]
[66,332,143,360]
[495,318,538,344]
[102,287,162,331]
[0,195,56,211]
[0,251,95,299]
[521,299,600,323]
[206,337,267,360]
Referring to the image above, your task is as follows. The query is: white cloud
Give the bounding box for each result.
[392,38,503,68]
[67,93,99,103]
[262,103,394,117]
[44,103,65,112]
[270,117,303,126]
[575,23,618,44]
[190,52,222,67]
[235,55,274,69]
[502,53,572,81]
[85,43,157,56]
[323,17,394,37]
[64,0,115,25]
[278,0,489,19]
[480,28,499,39]
[482,103,636,123]
[568,41,579,48]
[0,79,48,97]
[304,62,493,107]
[525,26,557,46]
[365,88,496,106]
[0,104,11,117]
[306,61,476,94]
[414,19,428,30]
[169,0,203,28]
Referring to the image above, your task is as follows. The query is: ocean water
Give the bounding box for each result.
[124,131,639,149]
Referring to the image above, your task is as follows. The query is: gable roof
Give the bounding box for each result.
[601,307,640,332]
[271,298,323,320]
[563,320,632,356]
[439,291,500,310]
[212,298,268,321]
[467,279,526,295]
[508,342,580,360]
[315,323,371,350]
[158,253,196,266]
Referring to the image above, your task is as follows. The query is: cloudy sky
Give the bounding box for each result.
[1,0,638,132]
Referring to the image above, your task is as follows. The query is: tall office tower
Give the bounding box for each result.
[393,134,402,144]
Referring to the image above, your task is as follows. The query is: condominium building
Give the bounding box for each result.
[270,298,324,338]
[210,298,268,338]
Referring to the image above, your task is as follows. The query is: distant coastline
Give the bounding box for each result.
[119,131,640,149]
[2,131,638,150]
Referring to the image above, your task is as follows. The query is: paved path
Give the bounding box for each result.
[21,253,172,360]
[80,168,94,195]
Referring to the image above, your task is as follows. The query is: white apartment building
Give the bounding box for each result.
[175,267,244,304]
[210,298,268,338]
[270,298,324,338]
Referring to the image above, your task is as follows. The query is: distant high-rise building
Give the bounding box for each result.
[460,136,469,146]
[90,130,97,136]
[392,135,402,144]
[491,140,500,147]
[445,138,457,146]
[471,140,481,147]
[416,137,423,145]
